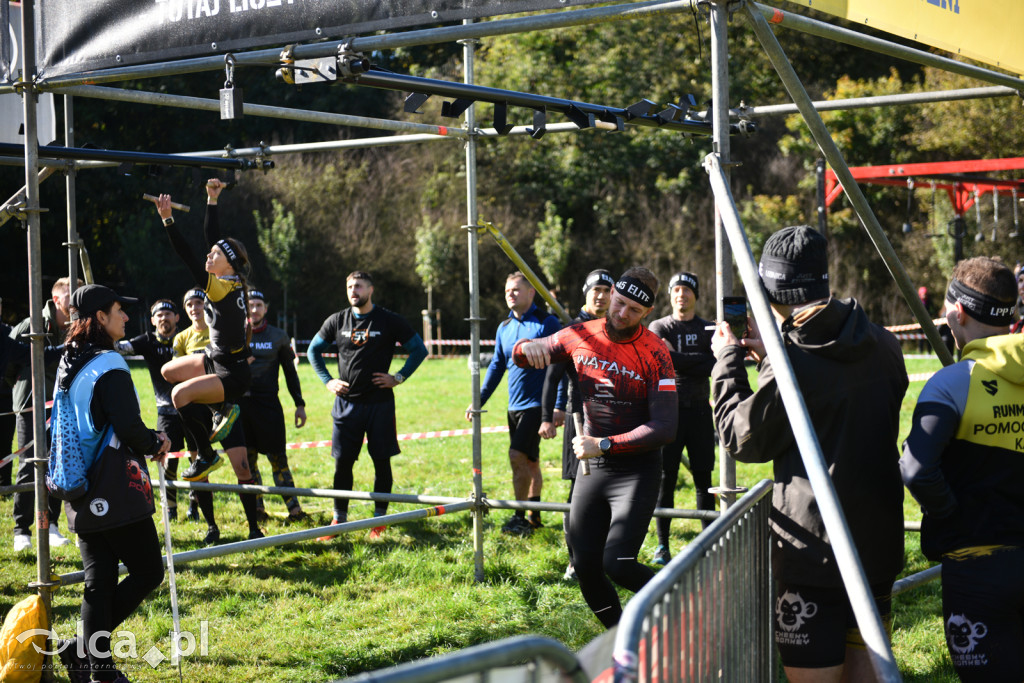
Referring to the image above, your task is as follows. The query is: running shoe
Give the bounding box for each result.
[368,525,386,540]
[210,403,240,442]
[186,498,200,522]
[248,528,265,540]
[527,514,544,530]
[49,528,71,547]
[182,454,223,481]
[317,517,345,542]
[563,563,577,581]
[167,505,178,522]
[203,525,220,546]
[13,533,31,553]
[653,545,671,566]
[285,510,309,525]
[501,515,534,537]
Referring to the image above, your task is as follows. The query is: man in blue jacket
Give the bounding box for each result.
[466,271,561,536]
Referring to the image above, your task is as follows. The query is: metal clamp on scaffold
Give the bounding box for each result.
[27,573,63,592]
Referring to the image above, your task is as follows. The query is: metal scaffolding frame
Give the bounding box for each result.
[7,0,1022,678]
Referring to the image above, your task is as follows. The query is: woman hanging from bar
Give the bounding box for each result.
[153,179,265,540]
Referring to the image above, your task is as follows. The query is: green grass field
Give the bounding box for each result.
[0,355,954,682]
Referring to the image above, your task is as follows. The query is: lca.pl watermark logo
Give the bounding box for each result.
[17,620,210,669]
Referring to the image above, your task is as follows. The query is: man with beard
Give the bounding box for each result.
[514,267,677,627]
[539,268,613,578]
[648,271,717,565]
[116,299,186,519]
[308,271,428,539]
[242,289,308,522]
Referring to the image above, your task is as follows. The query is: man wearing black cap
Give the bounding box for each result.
[901,257,1024,682]
[243,289,307,522]
[116,299,186,518]
[648,271,716,565]
[539,268,613,578]
[711,225,907,681]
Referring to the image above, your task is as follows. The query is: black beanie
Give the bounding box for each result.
[758,225,830,305]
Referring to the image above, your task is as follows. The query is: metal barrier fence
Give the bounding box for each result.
[338,635,590,683]
[613,479,774,683]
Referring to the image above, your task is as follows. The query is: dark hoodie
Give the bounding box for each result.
[712,297,909,587]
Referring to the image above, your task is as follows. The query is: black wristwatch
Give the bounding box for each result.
[599,438,612,455]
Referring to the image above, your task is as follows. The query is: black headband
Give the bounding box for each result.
[668,272,699,299]
[615,276,654,307]
[150,301,176,316]
[248,289,266,302]
[215,239,242,272]
[583,271,615,295]
[183,288,206,305]
[946,278,1015,327]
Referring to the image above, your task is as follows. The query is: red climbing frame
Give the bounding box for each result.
[824,158,1024,215]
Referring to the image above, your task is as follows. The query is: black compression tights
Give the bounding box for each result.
[568,455,661,628]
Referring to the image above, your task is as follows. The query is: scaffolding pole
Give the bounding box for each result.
[710,0,741,512]
[19,0,56,637]
[743,3,954,367]
[703,151,901,683]
[462,24,487,584]
[737,85,1021,117]
[752,3,1024,91]
[52,85,467,138]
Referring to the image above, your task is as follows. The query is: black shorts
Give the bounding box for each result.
[773,581,893,668]
[240,394,286,454]
[941,547,1024,682]
[508,407,542,462]
[156,412,187,452]
[203,352,251,404]
[331,396,399,463]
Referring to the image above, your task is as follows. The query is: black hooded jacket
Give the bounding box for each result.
[712,297,908,587]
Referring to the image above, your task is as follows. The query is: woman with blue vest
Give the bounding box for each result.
[54,284,170,683]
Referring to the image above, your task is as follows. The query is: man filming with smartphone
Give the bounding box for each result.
[647,272,717,566]
[710,225,907,682]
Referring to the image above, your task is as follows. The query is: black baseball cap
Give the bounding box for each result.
[70,285,138,320]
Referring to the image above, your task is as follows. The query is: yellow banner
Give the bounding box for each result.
[781,0,1024,76]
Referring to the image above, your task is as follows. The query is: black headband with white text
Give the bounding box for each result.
[583,271,615,294]
[215,239,242,272]
[615,277,654,307]
[150,300,176,316]
[946,278,1015,326]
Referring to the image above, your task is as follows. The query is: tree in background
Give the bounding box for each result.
[532,202,572,302]
[415,216,458,345]
[254,198,299,325]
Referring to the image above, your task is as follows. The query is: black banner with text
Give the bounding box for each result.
[32,0,611,79]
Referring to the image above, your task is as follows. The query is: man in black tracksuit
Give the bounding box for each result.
[243,289,307,521]
[648,271,716,566]
[116,299,186,518]
[711,226,907,682]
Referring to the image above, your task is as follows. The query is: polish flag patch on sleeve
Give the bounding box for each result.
[659,379,676,392]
